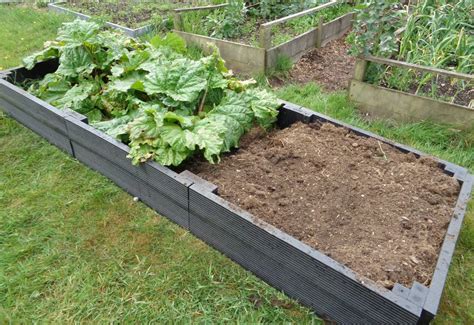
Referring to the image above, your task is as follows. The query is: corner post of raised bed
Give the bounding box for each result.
[173,11,183,31]
[353,57,368,81]
[260,25,272,50]
[316,16,324,48]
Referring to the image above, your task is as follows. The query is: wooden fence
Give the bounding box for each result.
[349,56,474,129]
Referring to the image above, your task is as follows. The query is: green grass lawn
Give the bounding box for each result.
[0,117,316,323]
[0,6,70,70]
[1,5,473,324]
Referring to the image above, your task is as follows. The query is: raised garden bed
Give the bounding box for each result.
[174,1,355,74]
[48,0,222,37]
[1,62,472,323]
[0,61,194,228]
[0,60,75,155]
[349,1,473,112]
[187,121,461,289]
[349,56,474,130]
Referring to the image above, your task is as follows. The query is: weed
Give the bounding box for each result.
[269,54,294,78]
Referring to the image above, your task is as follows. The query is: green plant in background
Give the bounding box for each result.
[61,0,227,29]
[184,0,353,46]
[150,13,174,34]
[268,54,294,78]
[23,20,280,166]
[349,0,474,106]
[272,2,354,46]
[248,0,327,20]
[205,0,247,39]
[398,0,473,74]
[35,0,50,8]
[348,0,404,57]
[181,10,211,36]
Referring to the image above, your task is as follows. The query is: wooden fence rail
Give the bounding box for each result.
[361,56,474,82]
[349,56,474,130]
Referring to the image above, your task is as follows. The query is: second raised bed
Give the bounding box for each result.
[174,1,354,74]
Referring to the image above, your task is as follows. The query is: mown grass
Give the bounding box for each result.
[0,6,70,69]
[0,4,473,324]
[0,116,317,323]
[276,83,474,324]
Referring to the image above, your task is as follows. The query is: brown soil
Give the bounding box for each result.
[188,122,460,289]
[392,75,473,108]
[64,0,203,28]
[272,37,356,92]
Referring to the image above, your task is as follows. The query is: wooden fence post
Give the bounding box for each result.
[173,12,183,31]
[316,16,324,48]
[353,58,368,81]
[260,26,272,49]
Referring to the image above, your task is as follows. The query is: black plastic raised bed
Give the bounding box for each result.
[1,62,472,324]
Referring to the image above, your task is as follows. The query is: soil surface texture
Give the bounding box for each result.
[64,1,205,28]
[272,37,356,92]
[189,122,460,289]
[394,75,473,108]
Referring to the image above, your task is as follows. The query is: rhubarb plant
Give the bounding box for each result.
[23,19,280,166]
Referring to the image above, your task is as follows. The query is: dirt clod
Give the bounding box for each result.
[189,123,460,288]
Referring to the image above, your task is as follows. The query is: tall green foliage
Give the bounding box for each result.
[349,0,404,57]
[24,20,280,166]
[206,0,247,38]
[398,0,473,74]
[249,0,327,20]
[186,0,333,41]
[349,0,473,106]
[349,0,473,73]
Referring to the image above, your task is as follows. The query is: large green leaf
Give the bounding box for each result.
[29,73,71,104]
[111,49,151,77]
[127,139,162,165]
[160,123,196,152]
[57,19,101,47]
[244,88,280,129]
[127,109,164,141]
[107,72,145,93]
[53,80,102,121]
[57,46,95,77]
[54,81,97,110]
[154,146,191,167]
[98,30,131,65]
[204,91,255,151]
[92,111,139,140]
[204,114,244,152]
[143,58,207,103]
[100,90,134,117]
[210,92,254,128]
[150,33,187,54]
[162,111,196,128]
[22,45,60,70]
[193,121,227,164]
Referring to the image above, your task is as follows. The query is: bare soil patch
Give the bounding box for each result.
[188,122,460,289]
[272,37,356,92]
[63,0,201,28]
